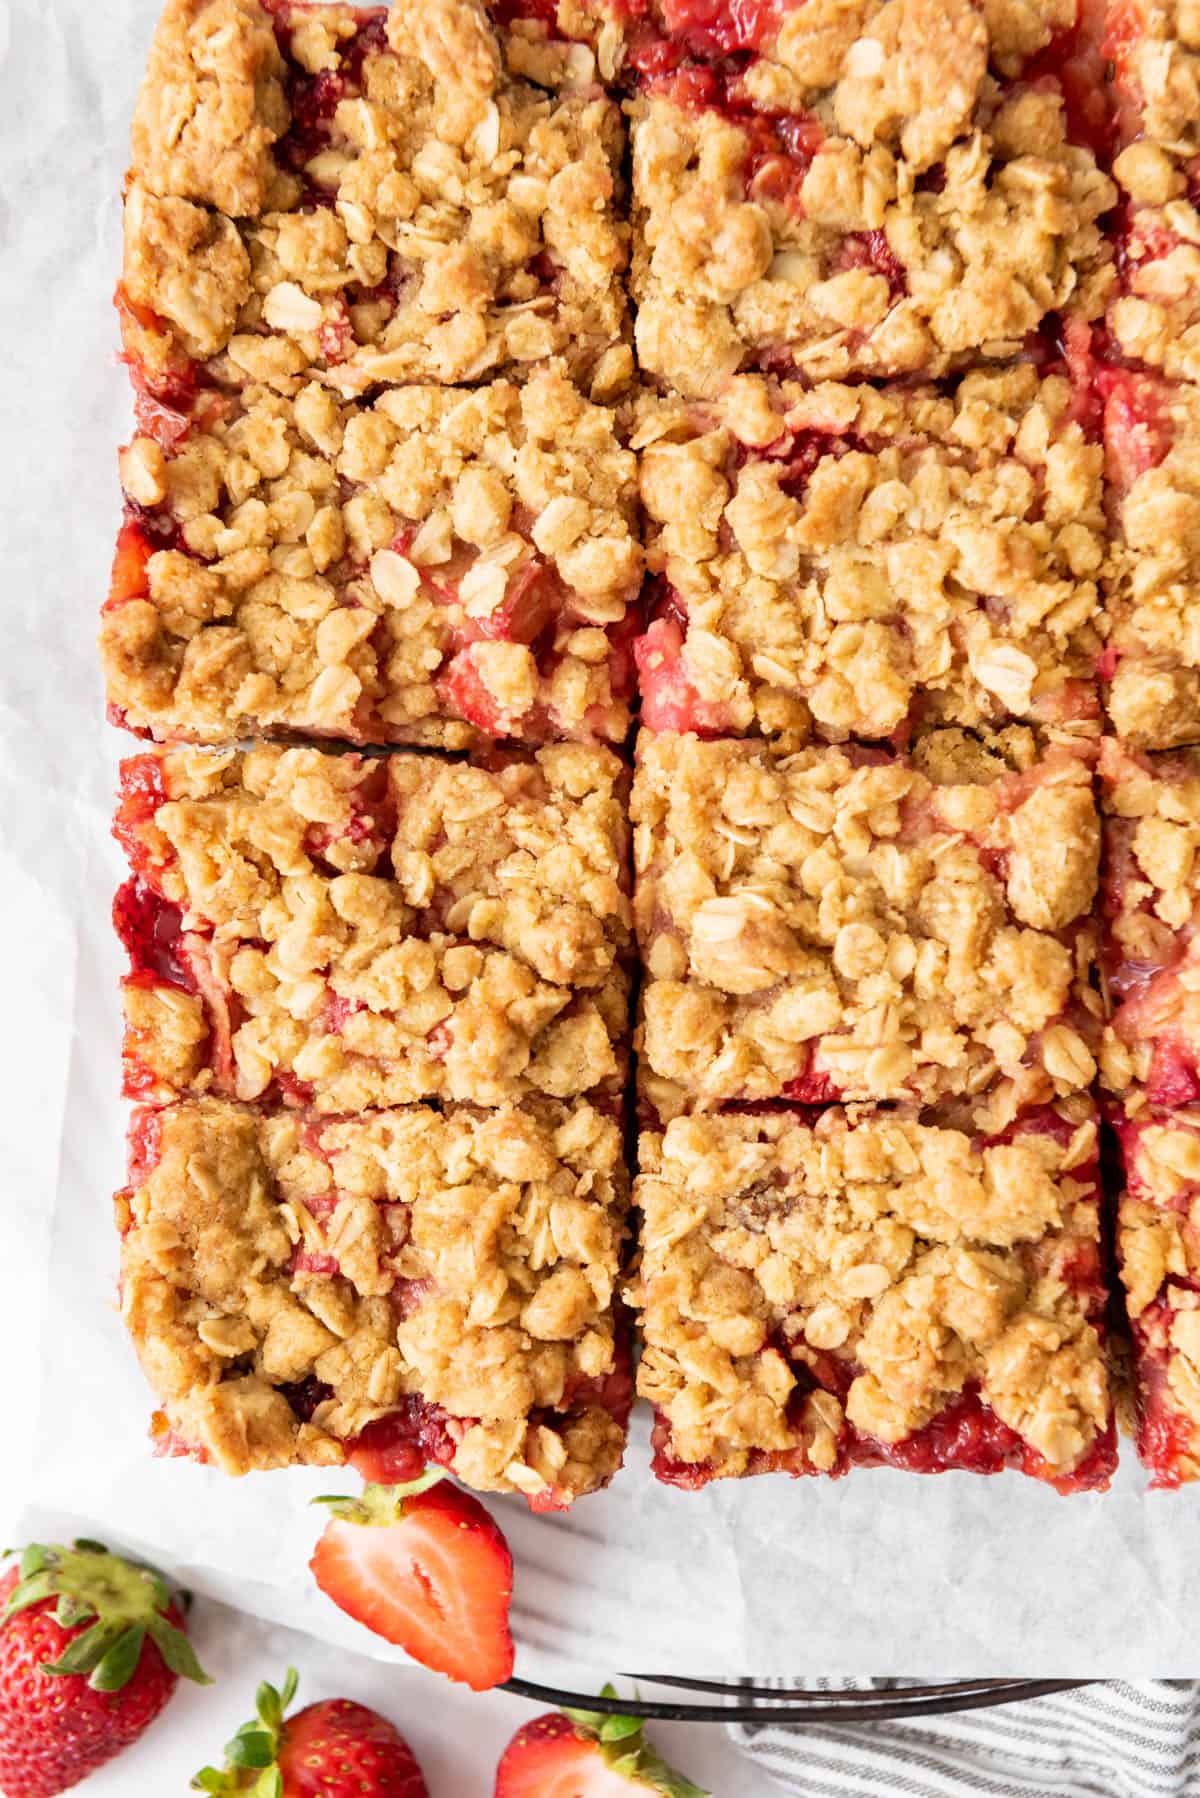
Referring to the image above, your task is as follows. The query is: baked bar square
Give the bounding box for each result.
[118,1096,629,1505]
[632,367,1105,745]
[119,0,631,399]
[1100,371,1200,750]
[1102,0,1200,381]
[101,368,642,747]
[1115,1108,1200,1487]
[632,1102,1114,1492]
[113,741,631,1110]
[633,729,1102,1121]
[1099,738,1200,1109]
[626,0,1115,397]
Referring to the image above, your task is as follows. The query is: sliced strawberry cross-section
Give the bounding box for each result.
[310,1477,515,1691]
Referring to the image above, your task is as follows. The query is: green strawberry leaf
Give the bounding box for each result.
[9,1541,210,1688]
[147,1615,214,1685]
[639,1742,710,1797]
[41,1621,125,1679]
[600,1714,644,1744]
[54,1595,94,1630]
[92,1626,147,1693]
[193,1669,298,1795]
[227,1727,276,1769]
[19,1546,50,1580]
[312,1468,445,1526]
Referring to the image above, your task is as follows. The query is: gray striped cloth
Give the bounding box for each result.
[730,1682,1200,1795]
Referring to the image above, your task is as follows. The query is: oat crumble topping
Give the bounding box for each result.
[1100,374,1200,751]
[101,367,642,746]
[1114,1108,1200,1485]
[1099,736,1200,1109]
[115,741,631,1109]
[627,0,1116,396]
[632,366,1106,743]
[123,0,632,396]
[633,729,1102,1120]
[630,1104,1111,1486]
[118,1096,629,1500]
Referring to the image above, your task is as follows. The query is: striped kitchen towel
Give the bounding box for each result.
[730,1682,1200,1795]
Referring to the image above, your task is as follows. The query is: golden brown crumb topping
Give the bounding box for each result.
[1097,738,1200,1101]
[1103,379,1200,751]
[633,367,1106,742]
[118,1097,628,1498]
[125,0,631,394]
[1116,1111,1200,1480]
[118,742,631,1109]
[1112,0,1200,151]
[628,0,1115,396]
[1108,189,1200,386]
[101,368,642,747]
[631,1104,1108,1478]
[130,0,289,217]
[632,730,1102,1122]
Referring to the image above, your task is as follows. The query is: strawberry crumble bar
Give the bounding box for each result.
[1099,737,1200,1108]
[631,1102,1114,1491]
[1104,1,1200,381]
[113,742,631,1110]
[632,366,1106,744]
[100,368,642,747]
[633,729,1102,1121]
[1114,1107,1200,1486]
[1100,372,1200,748]
[119,0,631,401]
[117,1096,630,1504]
[624,0,1116,397]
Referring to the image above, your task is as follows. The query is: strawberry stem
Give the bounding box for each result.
[192,1667,299,1796]
[311,1468,444,1525]
[5,1541,210,1691]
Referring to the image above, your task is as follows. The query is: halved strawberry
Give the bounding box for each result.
[494,1689,708,1797]
[309,1474,514,1691]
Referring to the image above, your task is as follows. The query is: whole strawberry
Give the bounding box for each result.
[193,1668,428,1798]
[0,1538,210,1797]
[495,1687,708,1798]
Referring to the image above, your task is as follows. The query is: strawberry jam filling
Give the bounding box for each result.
[634,615,735,734]
[1132,1321,1200,1490]
[852,1387,1116,1493]
[113,877,197,996]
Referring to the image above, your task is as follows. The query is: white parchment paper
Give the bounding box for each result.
[5,0,1200,1681]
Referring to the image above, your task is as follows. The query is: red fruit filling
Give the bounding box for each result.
[853,1385,1116,1494]
[106,520,156,610]
[113,756,169,878]
[1101,369,1175,488]
[645,65,822,212]
[634,616,734,734]
[830,230,907,298]
[113,877,196,995]
[1021,0,1114,161]
[347,1398,464,1484]
[1133,1323,1199,1489]
[621,0,787,73]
